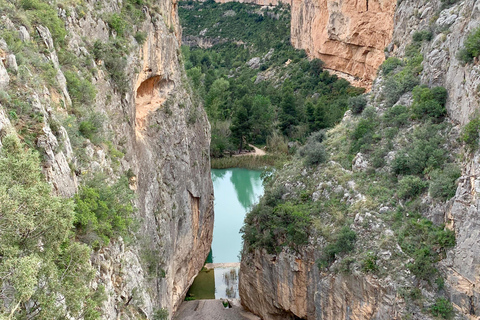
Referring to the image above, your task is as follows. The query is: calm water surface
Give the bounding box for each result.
[187,168,264,300]
[211,168,264,263]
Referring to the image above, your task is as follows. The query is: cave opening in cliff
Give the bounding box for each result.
[135,75,175,133]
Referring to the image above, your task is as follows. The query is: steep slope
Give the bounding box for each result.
[239,0,480,319]
[0,0,212,318]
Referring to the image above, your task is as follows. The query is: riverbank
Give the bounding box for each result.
[211,153,288,169]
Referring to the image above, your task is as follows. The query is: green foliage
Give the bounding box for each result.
[242,186,313,253]
[134,31,148,44]
[65,70,96,108]
[411,86,448,121]
[79,120,98,140]
[382,46,423,107]
[429,165,461,200]
[397,209,455,281]
[430,298,454,319]
[20,0,67,45]
[318,226,357,268]
[349,95,367,114]
[298,131,327,166]
[461,117,480,150]
[381,57,403,76]
[350,115,379,154]
[361,252,379,273]
[0,135,102,318]
[92,39,129,94]
[108,13,127,36]
[383,104,409,127]
[179,1,362,157]
[74,176,135,247]
[397,175,427,199]
[392,123,447,176]
[457,26,480,64]
[412,30,433,42]
[153,308,169,320]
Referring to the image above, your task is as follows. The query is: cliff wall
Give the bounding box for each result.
[213,0,396,87]
[0,0,213,318]
[239,0,480,318]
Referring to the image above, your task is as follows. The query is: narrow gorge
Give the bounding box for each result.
[2,0,480,318]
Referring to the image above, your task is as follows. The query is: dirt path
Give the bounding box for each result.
[174,299,260,320]
[233,144,266,157]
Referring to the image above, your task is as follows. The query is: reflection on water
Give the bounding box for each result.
[230,169,262,210]
[187,169,264,301]
[211,169,263,263]
[186,267,240,300]
[215,267,239,299]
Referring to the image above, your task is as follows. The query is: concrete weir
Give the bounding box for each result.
[174,299,260,320]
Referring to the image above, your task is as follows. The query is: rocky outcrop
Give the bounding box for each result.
[213,0,396,87]
[240,248,404,320]
[289,0,396,88]
[391,0,480,125]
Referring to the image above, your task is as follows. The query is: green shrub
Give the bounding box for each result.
[382,48,423,107]
[74,176,135,246]
[64,71,96,108]
[392,124,447,175]
[361,252,379,273]
[457,26,480,64]
[398,212,455,282]
[349,95,367,114]
[0,135,102,318]
[407,247,437,280]
[134,31,147,44]
[21,0,67,45]
[298,141,327,167]
[381,57,403,76]
[430,298,454,319]
[412,30,433,42]
[397,175,427,199]
[383,104,409,127]
[461,117,480,150]
[318,226,357,268]
[350,118,379,154]
[153,308,169,320]
[79,120,98,141]
[411,86,447,121]
[108,13,127,36]
[429,165,461,200]
[91,39,129,94]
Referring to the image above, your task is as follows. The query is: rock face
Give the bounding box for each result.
[239,0,480,318]
[0,0,213,317]
[240,248,403,320]
[214,0,396,87]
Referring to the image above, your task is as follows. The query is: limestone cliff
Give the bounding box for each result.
[0,0,213,318]
[213,0,396,87]
[239,0,480,318]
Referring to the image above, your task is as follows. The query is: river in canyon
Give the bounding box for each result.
[186,168,264,300]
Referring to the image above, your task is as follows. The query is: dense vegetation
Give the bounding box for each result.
[0,135,104,318]
[179,1,363,160]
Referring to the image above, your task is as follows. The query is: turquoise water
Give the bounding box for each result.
[186,168,264,300]
[211,168,264,263]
